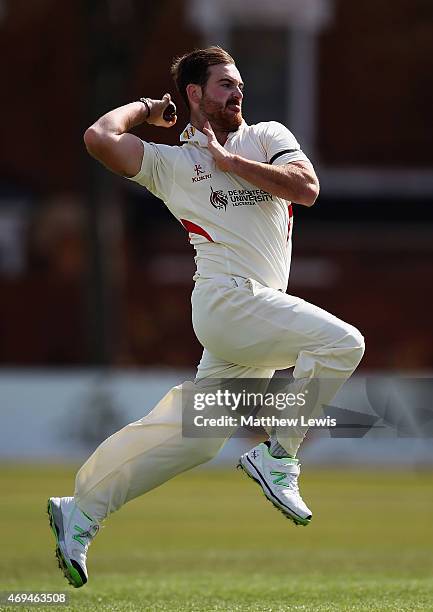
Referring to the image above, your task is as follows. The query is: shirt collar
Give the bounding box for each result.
[179,121,247,147]
[179,124,208,146]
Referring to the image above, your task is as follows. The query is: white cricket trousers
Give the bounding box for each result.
[75,275,364,521]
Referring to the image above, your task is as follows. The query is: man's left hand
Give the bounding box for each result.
[202,121,234,172]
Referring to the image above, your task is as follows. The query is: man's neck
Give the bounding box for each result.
[190,114,229,146]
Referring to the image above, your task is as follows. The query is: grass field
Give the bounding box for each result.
[0,463,433,611]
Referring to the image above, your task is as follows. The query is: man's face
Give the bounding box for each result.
[199,63,244,131]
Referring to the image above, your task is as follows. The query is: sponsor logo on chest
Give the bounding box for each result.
[209,185,273,211]
[192,163,212,183]
[210,186,228,210]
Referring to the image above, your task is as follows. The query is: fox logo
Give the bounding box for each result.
[210,186,228,211]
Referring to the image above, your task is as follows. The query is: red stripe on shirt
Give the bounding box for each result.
[180,219,214,243]
[287,204,293,241]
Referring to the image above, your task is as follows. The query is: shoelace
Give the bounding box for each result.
[80,524,99,539]
[79,524,100,552]
[284,475,300,495]
[280,464,301,496]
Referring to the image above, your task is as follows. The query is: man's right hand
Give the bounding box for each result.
[146,93,177,128]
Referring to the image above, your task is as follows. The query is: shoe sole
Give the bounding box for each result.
[47,499,86,588]
[237,456,311,526]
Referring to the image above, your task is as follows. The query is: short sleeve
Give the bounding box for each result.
[128,141,179,202]
[260,121,310,166]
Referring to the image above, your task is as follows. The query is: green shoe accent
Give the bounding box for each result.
[47,500,85,588]
[60,555,84,588]
[237,460,311,527]
[274,455,299,465]
[261,443,299,464]
[72,524,86,546]
[270,470,291,487]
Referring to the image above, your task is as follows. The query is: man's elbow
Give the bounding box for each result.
[299,178,320,207]
[83,125,107,158]
[84,126,98,155]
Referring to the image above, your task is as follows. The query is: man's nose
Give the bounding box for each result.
[233,87,243,101]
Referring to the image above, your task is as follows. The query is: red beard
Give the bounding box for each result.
[199,94,243,132]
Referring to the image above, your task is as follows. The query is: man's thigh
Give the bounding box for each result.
[193,277,358,370]
[196,348,275,381]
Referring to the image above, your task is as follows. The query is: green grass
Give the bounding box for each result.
[1,463,433,611]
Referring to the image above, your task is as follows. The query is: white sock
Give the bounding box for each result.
[267,437,294,459]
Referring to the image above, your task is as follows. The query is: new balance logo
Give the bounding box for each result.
[72,525,86,546]
[270,471,289,487]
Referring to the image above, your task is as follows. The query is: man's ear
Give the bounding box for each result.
[186,83,202,106]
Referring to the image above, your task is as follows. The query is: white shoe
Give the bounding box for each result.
[238,443,312,526]
[47,497,99,587]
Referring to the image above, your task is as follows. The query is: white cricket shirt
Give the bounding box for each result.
[129,121,309,291]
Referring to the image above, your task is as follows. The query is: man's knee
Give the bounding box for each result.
[336,324,365,369]
[187,437,224,466]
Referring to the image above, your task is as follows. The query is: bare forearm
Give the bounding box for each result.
[83,103,147,177]
[95,102,145,134]
[83,102,146,159]
[83,95,176,177]
[227,156,319,206]
[202,120,319,205]
[84,102,147,145]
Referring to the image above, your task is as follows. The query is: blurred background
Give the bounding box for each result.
[0,0,432,464]
[1,5,433,607]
